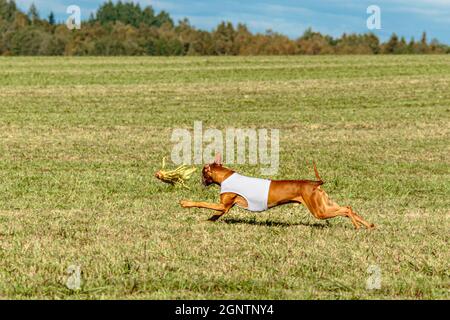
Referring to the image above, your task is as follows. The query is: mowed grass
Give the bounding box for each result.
[0,55,448,299]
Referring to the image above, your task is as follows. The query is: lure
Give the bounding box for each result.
[154,157,196,189]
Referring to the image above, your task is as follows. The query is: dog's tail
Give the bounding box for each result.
[313,161,324,185]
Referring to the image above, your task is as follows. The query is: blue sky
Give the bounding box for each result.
[17,0,450,43]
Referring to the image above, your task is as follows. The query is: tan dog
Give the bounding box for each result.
[180,153,374,229]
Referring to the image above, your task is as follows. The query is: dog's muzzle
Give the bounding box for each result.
[201,173,213,187]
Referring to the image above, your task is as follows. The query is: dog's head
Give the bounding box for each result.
[201,153,222,186]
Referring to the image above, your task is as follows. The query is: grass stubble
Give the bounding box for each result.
[0,55,448,299]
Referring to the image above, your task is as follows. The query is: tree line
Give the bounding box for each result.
[0,0,448,56]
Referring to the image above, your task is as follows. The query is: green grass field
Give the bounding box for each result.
[0,56,448,299]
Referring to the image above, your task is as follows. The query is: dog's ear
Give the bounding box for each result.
[213,152,222,165]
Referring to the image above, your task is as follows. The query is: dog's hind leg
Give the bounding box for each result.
[347,208,375,229]
[312,204,375,229]
[305,188,370,229]
[318,206,361,229]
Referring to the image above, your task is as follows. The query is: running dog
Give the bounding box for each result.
[180,153,374,229]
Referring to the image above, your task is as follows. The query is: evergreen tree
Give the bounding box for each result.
[213,21,236,55]
[96,0,116,25]
[155,10,173,27]
[88,12,95,23]
[48,11,55,25]
[384,33,399,53]
[0,0,18,21]
[396,36,408,54]
[27,2,39,23]
[421,31,427,46]
[419,31,429,53]
[408,37,418,54]
[142,6,156,26]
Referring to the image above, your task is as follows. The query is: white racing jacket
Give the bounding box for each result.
[220,173,271,212]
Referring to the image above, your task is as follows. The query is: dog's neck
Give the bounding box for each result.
[211,166,235,185]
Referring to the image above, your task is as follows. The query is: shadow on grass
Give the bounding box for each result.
[221,217,329,229]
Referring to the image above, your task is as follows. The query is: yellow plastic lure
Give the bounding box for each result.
[154,157,197,189]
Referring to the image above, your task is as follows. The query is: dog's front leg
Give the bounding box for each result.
[180,200,226,221]
[180,200,225,212]
[180,193,237,221]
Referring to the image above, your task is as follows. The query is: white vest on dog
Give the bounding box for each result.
[220,173,271,212]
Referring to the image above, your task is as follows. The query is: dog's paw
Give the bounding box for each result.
[208,215,220,222]
[180,200,190,208]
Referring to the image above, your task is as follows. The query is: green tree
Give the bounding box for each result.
[155,10,173,27]
[383,33,399,54]
[142,6,156,26]
[394,36,408,54]
[48,11,55,25]
[419,31,429,53]
[27,2,39,24]
[10,27,49,55]
[297,28,334,54]
[364,33,381,54]
[96,0,116,25]
[213,21,236,55]
[0,0,18,21]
